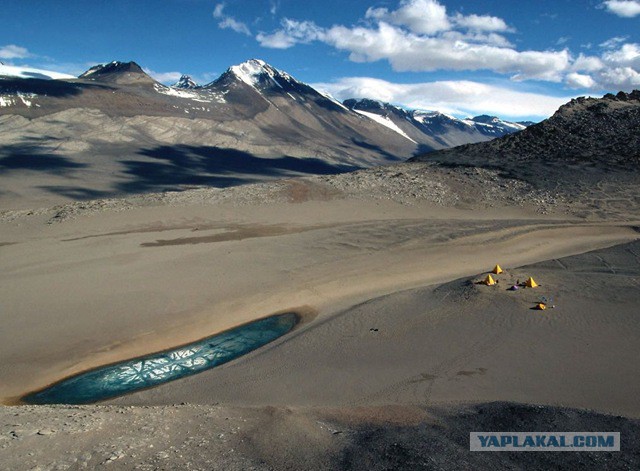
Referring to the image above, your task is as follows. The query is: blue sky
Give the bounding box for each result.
[1,0,639,120]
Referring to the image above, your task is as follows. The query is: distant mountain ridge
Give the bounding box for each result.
[343,98,529,147]
[0,58,531,205]
[172,75,198,89]
[0,58,529,151]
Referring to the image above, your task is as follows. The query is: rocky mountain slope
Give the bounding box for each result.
[412,90,640,169]
[406,90,640,213]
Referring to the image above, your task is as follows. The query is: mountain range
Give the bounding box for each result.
[0,59,530,206]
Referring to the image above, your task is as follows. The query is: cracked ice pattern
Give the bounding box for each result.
[24,313,298,404]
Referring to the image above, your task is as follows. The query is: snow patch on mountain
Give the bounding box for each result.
[319,91,350,112]
[413,111,461,124]
[0,92,38,108]
[471,120,526,132]
[354,109,417,143]
[153,84,226,103]
[229,59,269,88]
[471,114,527,131]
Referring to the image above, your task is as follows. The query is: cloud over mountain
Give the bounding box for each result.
[312,77,572,119]
[247,0,640,91]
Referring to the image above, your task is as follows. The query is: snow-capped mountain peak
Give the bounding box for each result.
[226,59,295,90]
[172,75,198,89]
[412,110,459,123]
[469,115,527,131]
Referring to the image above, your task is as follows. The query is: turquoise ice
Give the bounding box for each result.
[25,313,297,404]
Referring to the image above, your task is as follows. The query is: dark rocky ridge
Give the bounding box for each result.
[406,91,640,214]
[78,61,155,85]
[412,90,640,169]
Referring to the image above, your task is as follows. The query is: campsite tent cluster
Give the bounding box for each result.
[481,265,547,310]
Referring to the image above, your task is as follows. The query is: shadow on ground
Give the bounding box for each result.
[336,402,639,471]
[0,142,87,174]
[0,141,362,201]
[351,138,404,163]
[116,145,360,193]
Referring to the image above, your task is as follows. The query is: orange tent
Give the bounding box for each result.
[534,303,547,310]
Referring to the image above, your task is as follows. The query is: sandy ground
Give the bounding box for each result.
[107,239,640,419]
[1,403,639,470]
[1,172,640,469]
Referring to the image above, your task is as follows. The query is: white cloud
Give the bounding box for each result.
[256,30,297,49]
[440,31,513,48]
[567,43,640,89]
[256,30,298,49]
[598,67,640,88]
[572,54,604,72]
[595,42,640,88]
[257,19,324,48]
[269,0,280,15]
[219,17,252,35]
[602,0,640,17]
[600,36,629,49]
[312,76,573,119]
[452,13,511,32]
[256,1,569,82]
[144,68,183,84]
[213,3,251,36]
[321,22,569,81]
[0,44,30,60]
[250,0,639,92]
[213,3,225,18]
[602,42,640,68]
[365,0,450,35]
[566,72,596,89]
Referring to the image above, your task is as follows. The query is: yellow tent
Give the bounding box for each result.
[484,274,496,286]
[492,264,503,274]
[535,303,547,310]
[525,277,538,288]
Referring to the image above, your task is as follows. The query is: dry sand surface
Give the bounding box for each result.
[1,171,640,469]
[2,403,639,470]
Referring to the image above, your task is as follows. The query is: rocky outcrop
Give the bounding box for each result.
[411,90,640,169]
